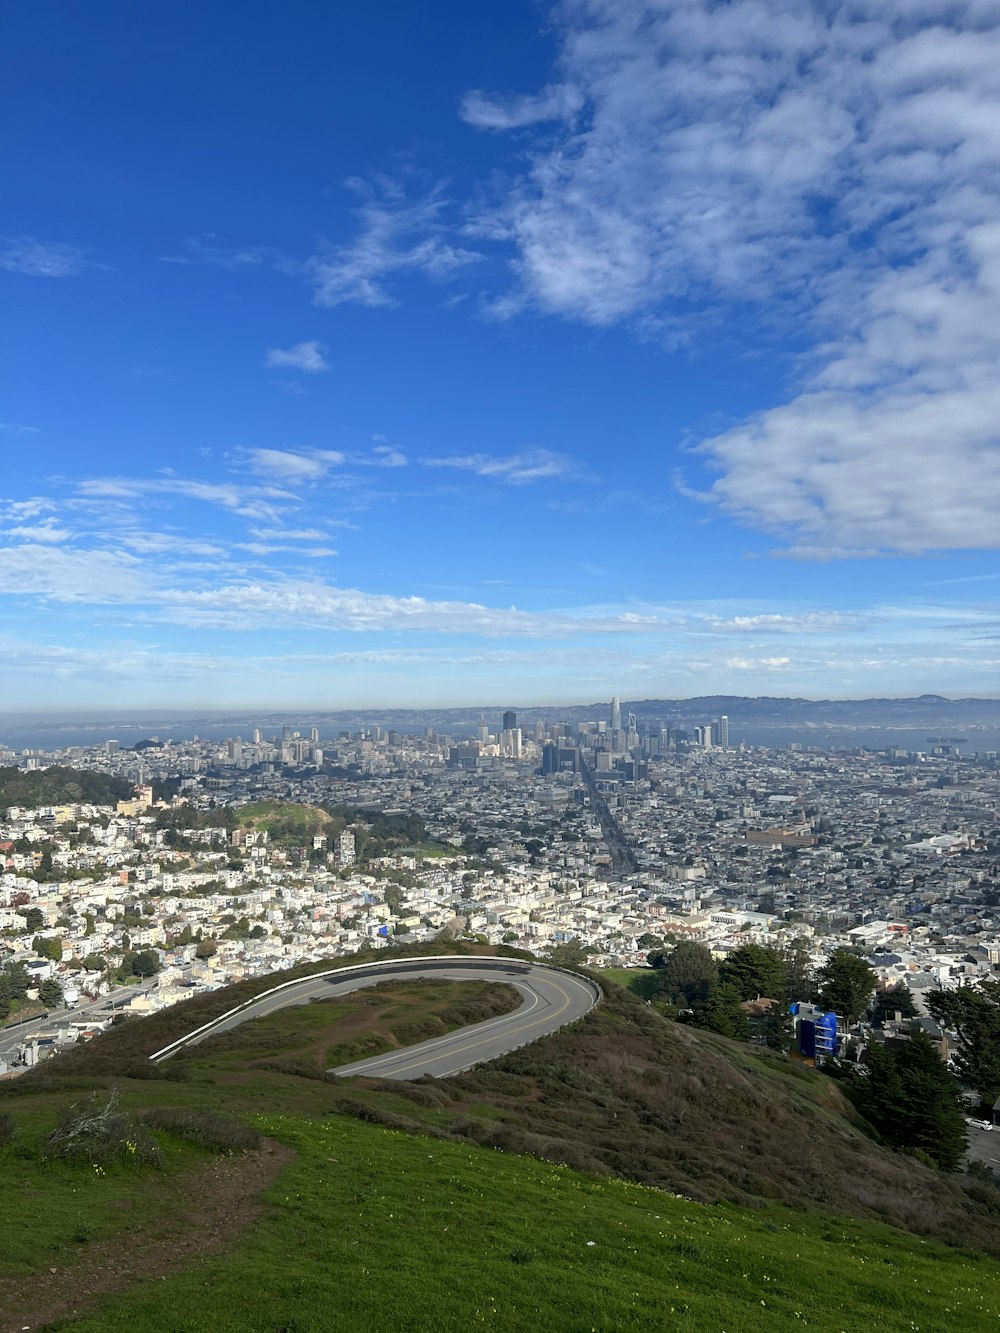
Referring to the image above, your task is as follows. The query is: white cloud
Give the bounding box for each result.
[307,177,479,308]
[0,544,147,601]
[263,340,329,373]
[423,449,575,484]
[725,655,792,671]
[4,519,72,544]
[471,0,1000,554]
[0,422,39,434]
[151,579,667,635]
[160,237,267,268]
[77,475,298,524]
[460,83,584,131]
[246,449,345,482]
[0,237,86,278]
[370,444,407,468]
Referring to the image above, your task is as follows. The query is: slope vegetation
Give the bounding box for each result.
[2,951,1000,1330]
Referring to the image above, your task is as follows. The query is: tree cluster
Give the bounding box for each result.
[848,1028,967,1171]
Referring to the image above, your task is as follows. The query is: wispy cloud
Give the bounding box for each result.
[424,448,575,484]
[160,236,268,269]
[307,177,479,309]
[460,83,584,131]
[77,475,298,523]
[245,449,345,483]
[3,519,72,544]
[0,237,86,278]
[0,422,40,434]
[263,340,329,373]
[469,0,1000,555]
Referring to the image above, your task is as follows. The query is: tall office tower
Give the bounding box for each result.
[611,696,622,732]
[511,727,522,758]
[720,715,729,749]
[281,724,292,742]
[478,712,490,744]
[503,709,517,732]
[252,728,262,744]
[534,720,545,741]
[310,727,319,743]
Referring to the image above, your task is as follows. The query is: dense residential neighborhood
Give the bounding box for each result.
[2,708,999,1081]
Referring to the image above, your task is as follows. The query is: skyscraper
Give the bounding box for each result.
[611,696,622,732]
[502,709,517,732]
[720,715,729,749]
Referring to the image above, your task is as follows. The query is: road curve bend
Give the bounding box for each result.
[149,956,600,1080]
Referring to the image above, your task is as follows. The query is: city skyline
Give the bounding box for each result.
[5,2,1000,709]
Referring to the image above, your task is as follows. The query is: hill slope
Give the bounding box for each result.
[3,949,1000,1329]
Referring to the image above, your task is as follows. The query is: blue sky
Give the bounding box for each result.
[3,0,1000,710]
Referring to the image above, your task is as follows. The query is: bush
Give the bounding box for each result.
[45,1090,161,1169]
[0,1110,14,1147]
[141,1107,261,1154]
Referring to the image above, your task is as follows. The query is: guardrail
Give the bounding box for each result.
[149,954,600,1064]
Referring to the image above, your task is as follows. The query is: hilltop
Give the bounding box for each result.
[0,765,133,814]
[2,947,1000,1330]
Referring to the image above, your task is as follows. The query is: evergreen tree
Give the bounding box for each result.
[719,943,786,1000]
[684,982,750,1040]
[38,978,63,1009]
[0,972,11,1021]
[761,1003,794,1051]
[927,980,1000,1107]
[651,940,718,1005]
[816,950,876,1022]
[873,984,917,1022]
[5,962,29,1000]
[852,1030,967,1171]
[783,937,815,1004]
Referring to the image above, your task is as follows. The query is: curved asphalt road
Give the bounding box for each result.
[151,956,599,1081]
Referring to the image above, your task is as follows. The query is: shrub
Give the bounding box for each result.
[0,1110,14,1147]
[141,1107,261,1154]
[45,1090,161,1169]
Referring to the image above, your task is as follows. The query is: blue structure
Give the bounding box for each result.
[791,1003,839,1063]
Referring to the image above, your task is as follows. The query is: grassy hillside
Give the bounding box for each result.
[1,1104,998,1332]
[3,950,1000,1329]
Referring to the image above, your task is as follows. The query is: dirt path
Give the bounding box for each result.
[0,1138,294,1332]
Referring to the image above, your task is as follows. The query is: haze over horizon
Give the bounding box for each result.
[5,1,1000,709]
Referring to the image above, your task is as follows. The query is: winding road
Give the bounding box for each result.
[149,956,600,1080]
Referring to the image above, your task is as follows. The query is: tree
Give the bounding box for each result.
[637,932,663,951]
[683,982,750,1040]
[652,941,718,1006]
[130,950,160,978]
[0,973,11,1021]
[927,980,1000,1106]
[83,912,96,937]
[816,950,876,1023]
[545,939,588,968]
[761,1003,794,1051]
[21,907,44,933]
[38,978,63,1009]
[783,937,814,1004]
[33,935,63,962]
[873,984,918,1022]
[4,962,29,1000]
[195,939,217,961]
[719,944,786,1001]
[852,1030,967,1171]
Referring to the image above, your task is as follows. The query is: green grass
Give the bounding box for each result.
[51,1111,1000,1333]
[0,1098,218,1276]
[183,978,521,1076]
[598,966,659,1000]
[236,799,330,834]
